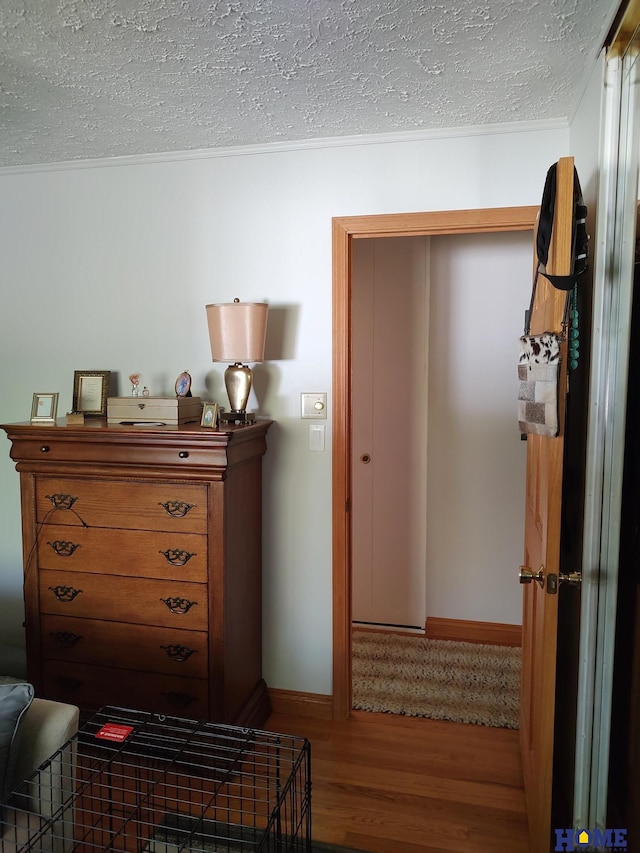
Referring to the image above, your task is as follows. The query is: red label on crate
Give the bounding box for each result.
[95,723,134,742]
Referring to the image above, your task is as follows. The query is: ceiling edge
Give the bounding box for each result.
[0,119,569,177]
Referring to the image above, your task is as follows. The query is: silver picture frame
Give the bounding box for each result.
[30,392,59,424]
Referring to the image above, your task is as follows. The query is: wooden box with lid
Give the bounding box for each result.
[106,395,202,424]
[1,418,272,727]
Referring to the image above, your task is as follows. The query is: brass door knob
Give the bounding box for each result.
[519,565,545,588]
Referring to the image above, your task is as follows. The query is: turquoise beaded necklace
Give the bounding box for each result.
[568,283,579,370]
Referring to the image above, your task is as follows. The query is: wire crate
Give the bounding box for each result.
[2,706,311,853]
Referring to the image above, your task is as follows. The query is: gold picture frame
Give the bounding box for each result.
[30,392,59,424]
[200,402,219,428]
[72,370,110,416]
[175,371,192,398]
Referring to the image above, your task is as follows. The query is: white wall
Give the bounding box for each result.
[427,232,532,624]
[0,124,570,692]
[570,51,606,233]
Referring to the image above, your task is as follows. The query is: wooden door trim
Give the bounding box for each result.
[332,205,539,720]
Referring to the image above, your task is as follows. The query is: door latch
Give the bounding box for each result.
[546,571,582,595]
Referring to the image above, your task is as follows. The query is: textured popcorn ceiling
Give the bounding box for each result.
[0,0,620,169]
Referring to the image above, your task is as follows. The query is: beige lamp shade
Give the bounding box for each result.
[206,301,268,363]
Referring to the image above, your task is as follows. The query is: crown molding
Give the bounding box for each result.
[0,118,568,176]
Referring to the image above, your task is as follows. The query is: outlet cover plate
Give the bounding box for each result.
[301,392,327,419]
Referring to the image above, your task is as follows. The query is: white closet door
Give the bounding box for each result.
[351,236,429,628]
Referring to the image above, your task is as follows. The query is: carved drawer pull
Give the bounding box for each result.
[160,644,197,662]
[45,493,78,510]
[160,596,197,615]
[48,585,83,602]
[159,548,196,567]
[158,500,196,518]
[51,631,84,647]
[53,676,82,691]
[47,540,81,557]
[161,691,196,708]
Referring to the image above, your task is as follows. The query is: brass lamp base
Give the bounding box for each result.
[225,362,252,408]
[223,363,256,425]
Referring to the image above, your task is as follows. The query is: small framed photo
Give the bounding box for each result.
[175,371,192,398]
[30,393,59,424]
[72,370,111,416]
[201,402,218,428]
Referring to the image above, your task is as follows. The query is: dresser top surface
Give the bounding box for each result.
[1,418,272,441]
[1,418,273,472]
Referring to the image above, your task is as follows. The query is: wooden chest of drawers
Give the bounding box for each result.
[1,419,272,726]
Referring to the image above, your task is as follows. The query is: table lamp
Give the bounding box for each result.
[206,298,268,424]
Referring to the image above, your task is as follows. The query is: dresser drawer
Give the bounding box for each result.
[36,478,208,533]
[38,526,208,581]
[40,570,208,631]
[42,660,209,718]
[41,614,208,678]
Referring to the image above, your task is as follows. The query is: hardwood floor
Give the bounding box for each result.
[264,710,530,853]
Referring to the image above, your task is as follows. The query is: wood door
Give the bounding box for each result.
[519,156,575,850]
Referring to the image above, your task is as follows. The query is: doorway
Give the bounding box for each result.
[332,206,539,720]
